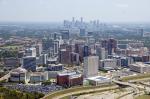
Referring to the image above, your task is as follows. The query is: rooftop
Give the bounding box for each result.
[87,76,110,82]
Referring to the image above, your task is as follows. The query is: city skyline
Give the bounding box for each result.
[0,0,150,23]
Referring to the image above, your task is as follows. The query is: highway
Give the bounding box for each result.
[43,85,119,99]
[112,79,150,94]
[0,72,10,82]
[0,69,16,82]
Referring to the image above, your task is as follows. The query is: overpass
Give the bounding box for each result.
[112,79,150,94]
[0,72,11,82]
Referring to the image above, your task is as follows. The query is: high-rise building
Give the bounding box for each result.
[84,56,99,78]
[96,47,106,60]
[59,49,71,64]
[80,29,86,36]
[101,38,117,55]
[83,45,89,57]
[35,43,42,57]
[42,37,53,51]
[22,56,36,71]
[25,47,36,57]
[70,52,80,65]
[137,28,144,37]
[60,30,70,40]
[39,54,48,65]
[53,40,59,55]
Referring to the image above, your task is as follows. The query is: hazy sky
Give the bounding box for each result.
[0,0,150,22]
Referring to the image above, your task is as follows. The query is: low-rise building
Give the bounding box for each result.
[57,72,83,87]
[29,72,48,84]
[86,76,111,86]
[9,67,27,83]
[47,64,64,71]
[99,59,117,70]
[129,62,150,73]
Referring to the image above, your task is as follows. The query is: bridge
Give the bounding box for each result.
[112,79,150,94]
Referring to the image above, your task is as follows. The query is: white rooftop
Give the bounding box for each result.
[87,76,110,82]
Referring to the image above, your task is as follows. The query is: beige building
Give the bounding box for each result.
[129,62,150,73]
[84,56,99,78]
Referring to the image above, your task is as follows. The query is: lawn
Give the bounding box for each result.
[120,73,150,82]
[0,45,21,50]
[136,95,150,99]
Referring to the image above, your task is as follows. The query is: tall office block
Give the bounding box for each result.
[35,43,42,57]
[80,29,86,36]
[83,45,89,57]
[60,30,70,40]
[25,47,36,57]
[101,38,117,55]
[84,56,99,78]
[22,56,36,71]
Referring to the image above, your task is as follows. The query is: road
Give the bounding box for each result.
[43,85,119,99]
[0,72,10,82]
[112,79,150,94]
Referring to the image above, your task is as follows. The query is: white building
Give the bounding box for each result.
[29,72,48,84]
[129,62,150,73]
[25,47,36,57]
[9,67,27,83]
[84,56,99,78]
[99,59,117,70]
[35,43,42,57]
[87,76,111,86]
[38,54,48,65]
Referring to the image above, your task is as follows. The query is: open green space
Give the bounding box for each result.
[135,94,150,99]
[120,73,150,82]
[0,87,44,99]
[0,45,21,50]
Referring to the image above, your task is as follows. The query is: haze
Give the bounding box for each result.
[0,0,150,23]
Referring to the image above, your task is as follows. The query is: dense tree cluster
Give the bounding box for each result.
[0,50,18,58]
[0,87,44,99]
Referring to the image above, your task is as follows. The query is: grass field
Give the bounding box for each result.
[120,73,150,82]
[0,45,21,50]
[135,95,150,99]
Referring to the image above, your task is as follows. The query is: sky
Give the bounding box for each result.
[0,0,150,23]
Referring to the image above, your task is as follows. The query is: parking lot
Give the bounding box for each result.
[4,83,63,94]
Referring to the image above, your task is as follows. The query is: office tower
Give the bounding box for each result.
[22,56,36,71]
[60,30,70,40]
[70,52,80,65]
[39,54,48,65]
[101,38,117,55]
[25,47,36,57]
[35,43,42,57]
[83,45,89,57]
[80,29,86,36]
[53,40,59,55]
[75,43,84,62]
[59,49,71,64]
[42,37,53,51]
[84,56,99,78]
[96,47,106,60]
[137,28,144,37]
[72,17,75,23]
[80,17,83,23]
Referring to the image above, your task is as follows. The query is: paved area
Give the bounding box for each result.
[43,85,119,99]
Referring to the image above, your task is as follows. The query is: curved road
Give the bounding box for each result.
[43,85,119,99]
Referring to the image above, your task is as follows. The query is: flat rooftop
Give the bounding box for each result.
[87,76,110,82]
[131,62,150,67]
